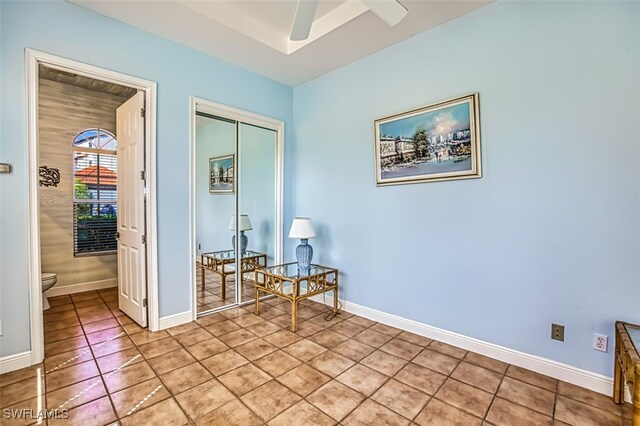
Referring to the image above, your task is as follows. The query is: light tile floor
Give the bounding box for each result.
[0,288,633,425]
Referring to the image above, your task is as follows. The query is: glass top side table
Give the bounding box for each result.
[259,263,336,279]
[614,321,640,425]
[200,250,267,300]
[254,262,339,332]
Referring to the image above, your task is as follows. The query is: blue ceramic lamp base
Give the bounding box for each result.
[296,238,313,274]
[232,231,248,256]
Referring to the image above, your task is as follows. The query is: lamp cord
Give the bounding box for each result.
[322,290,343,322]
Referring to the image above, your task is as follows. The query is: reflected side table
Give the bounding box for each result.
[254,263,338,332]
[614,321,640,425]
[200,250,267,300]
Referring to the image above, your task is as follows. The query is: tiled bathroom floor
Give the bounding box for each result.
[0,288,633,425]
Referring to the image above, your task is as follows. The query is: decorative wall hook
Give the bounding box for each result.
[39,166,60,187]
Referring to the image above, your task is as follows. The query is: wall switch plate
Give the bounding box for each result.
[593,333,608,352]
[0,163,12,174]
[551,323,565,341]
[0,320,3,336]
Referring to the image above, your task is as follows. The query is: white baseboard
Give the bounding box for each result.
[310,294,629,400]
[0,351,32,374]
[45,278,118,297]
[159,310,193,330]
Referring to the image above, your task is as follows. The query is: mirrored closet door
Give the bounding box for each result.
[238,123,277,304]
[193,100,282,316]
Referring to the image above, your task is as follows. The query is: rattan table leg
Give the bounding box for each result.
[291,298,298,332]
[255,286,260,315]
[633,369,640,426]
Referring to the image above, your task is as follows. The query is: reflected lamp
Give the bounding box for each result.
[229,214,252,255]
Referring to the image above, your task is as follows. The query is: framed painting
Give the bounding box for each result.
[209,154,235,194]
[374,93,481,186]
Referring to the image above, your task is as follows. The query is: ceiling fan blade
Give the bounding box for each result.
[361,0,408,27]
[290,0,319,41]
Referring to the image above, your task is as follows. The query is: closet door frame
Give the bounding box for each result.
[189,97,284,319]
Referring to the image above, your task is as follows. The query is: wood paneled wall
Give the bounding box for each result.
[38,78,132,291]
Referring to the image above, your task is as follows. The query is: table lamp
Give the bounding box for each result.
[288,217,316,274]
[229,214,252,255]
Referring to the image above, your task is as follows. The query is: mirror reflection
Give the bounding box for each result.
[239,123,277,304]
[194,113,278,315]
[195,114,237,312]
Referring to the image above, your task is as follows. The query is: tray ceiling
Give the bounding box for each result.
[71,0,492,86]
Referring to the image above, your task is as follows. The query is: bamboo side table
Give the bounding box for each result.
[613,321,640,425]
[254,263,338,332]
[200,250,266,299]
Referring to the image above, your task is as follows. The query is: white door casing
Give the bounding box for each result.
[25,49,158,370]
[116,91,148,327]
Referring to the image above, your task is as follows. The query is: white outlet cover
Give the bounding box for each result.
[593,333,608,352]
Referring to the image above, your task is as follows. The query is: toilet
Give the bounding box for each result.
[41,272,57,310]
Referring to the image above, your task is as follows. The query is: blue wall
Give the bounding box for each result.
[1,0,638,379]
[291,1,640,376]
[0,0,292,356]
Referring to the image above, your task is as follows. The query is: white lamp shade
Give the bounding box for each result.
[229,214,252,231]
[288,217,316,239]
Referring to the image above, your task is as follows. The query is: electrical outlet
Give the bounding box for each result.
[593,333,608,352]
[198,243,201,250]
[551,323,565,341]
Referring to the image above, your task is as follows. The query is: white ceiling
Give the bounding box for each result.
[71,0,492,86]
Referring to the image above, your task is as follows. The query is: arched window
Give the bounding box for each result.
[72,129,118,256]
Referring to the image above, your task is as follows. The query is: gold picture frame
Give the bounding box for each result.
[374,93,481,186]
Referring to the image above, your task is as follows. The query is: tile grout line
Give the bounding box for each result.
[552,374,560,421]
[306,332,423,424]
[54,300,379,423]
[275,314,401,423]
[479,366,508,424]
[97,290,190,424]
[178,302,337,422]
[81,290,124,425]
[210,306,429,423]
[211,304,317,423]
[144,318,260,425]
[384,334,457,423]
[490,374,559,420]
[47,291,128,422]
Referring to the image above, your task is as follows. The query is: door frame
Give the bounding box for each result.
[189,96,284,320]
[26,49,159,366]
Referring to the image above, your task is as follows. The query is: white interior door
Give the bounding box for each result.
[116,91,147,327]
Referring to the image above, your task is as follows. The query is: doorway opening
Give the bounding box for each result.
[27,50,159,366]
[38,67,135,313]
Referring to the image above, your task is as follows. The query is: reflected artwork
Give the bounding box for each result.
[209,154,235,193]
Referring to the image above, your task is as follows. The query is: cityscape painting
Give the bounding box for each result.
[374,93,481,186]
[209,154,235,193]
